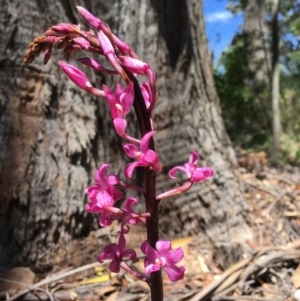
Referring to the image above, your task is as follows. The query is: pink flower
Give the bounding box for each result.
[141,240,185,282]
[123,131,162,178]
[86,164,123,202]
[122,197,144,226]
[86,189,116,226]
[98,233,137,273]
[169,151,214,183]
[85,164,123,226]
[103,83,134,135]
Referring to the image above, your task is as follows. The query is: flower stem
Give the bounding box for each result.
[124,69,163,301]
[119,261,149,283]
[145,168,163,300]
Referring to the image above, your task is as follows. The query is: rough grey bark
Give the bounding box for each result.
[0,0,250,272]
[243,0,271,116]
[149,0,251,254]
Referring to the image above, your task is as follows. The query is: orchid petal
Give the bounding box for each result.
[140,131,155,153]
[189,150,199,165]
[94,164,110,184]
[124,162,139,179]
[120,82,134,114]
[143,150,159,165]
[99,210,113,227]
[156,240,172,255]
[141,82,152,108]
[141,240,157,260]
[122,249,137,261]
[123,143,140,158]
[144,263,161,275]
[106,174,120,186]
[165,265,185,282]
[124,197,138,211]
[165,247,184,264]
[168,166,188,179]
[109,260,120,273]
[114,118,127,135]
[98,243,117,262]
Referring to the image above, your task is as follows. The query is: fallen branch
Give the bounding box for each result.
[188,244,300,301]
[6,262,101,301]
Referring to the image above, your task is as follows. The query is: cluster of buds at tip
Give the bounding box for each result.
[24,6,214,286]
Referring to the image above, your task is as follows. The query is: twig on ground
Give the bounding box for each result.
[246,182,279,198]
[6,262,101,301]
[188,245,300,301]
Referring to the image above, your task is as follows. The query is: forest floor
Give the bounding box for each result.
[1,150,300,301]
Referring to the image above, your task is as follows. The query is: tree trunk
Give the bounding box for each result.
[271,0,281,165]
[243,0,272,122]
[0,0,250,272]
[151,0,251,263]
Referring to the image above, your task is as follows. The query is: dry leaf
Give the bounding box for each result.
[197,255,209,273]
[78,274,110,285]
[292,264,300,288]
[171,236,192,248]
[105,291,119,301]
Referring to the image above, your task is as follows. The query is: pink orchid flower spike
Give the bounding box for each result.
[123,131,162,178]
[141,240,185,282]
[169,151,214,183]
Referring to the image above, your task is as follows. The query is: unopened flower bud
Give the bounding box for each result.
[51,23,79,35]
[58,61,91,90]
[98,30,115,56]
[73,37,90,49]
[119,56,149,75]
[98,31,124,76]
[77,6,105,30]
[43,48,52,65]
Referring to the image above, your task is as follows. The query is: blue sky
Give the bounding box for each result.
[203,0,244,65]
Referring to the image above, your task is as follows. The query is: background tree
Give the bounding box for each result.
[271,0,281,164]
[243,0,271,118]
[217,0,300,163]
[0,0,249,272]
[216,0,272,147]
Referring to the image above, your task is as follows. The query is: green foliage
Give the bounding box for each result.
[214,33,270,148]
[216,0,300,164]
[281,51,300,130]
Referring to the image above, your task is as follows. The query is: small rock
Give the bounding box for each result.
[0,267,36,292]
